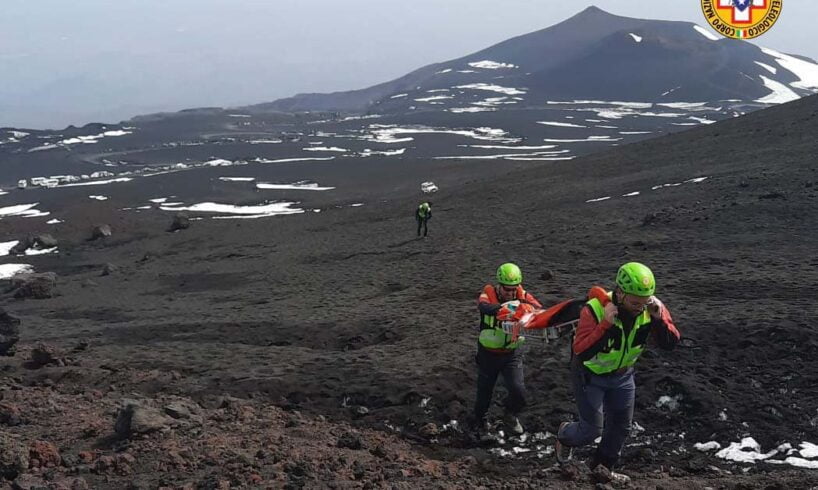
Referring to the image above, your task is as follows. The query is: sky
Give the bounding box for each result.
[1,0,816,129]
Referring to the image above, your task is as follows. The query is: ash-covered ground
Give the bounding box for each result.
[1,95,818,488]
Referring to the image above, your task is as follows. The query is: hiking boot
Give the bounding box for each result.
[504,414,524,435]
[591,464,631,485]
[610,471,630,484]
[473,418,495,443]
[554,422,573,463]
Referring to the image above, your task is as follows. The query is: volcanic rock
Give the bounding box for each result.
[8,238,33,255]
[11,272,57,299]
[29,343,65,368]
[337,432,365,450]
[0,307,21,356]
[163,400,201,420]
[101,263,119,276]
[0,433,29,479]
[33,234,58,248]
[419,422,439,437]
[90,224,112,240]
[0,403,23,427]
[28,440,61,468]
[169,212,191,232]
[115,402,173,438]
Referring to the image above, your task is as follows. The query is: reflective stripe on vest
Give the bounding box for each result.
[582,294,650,374]
[478,286,526,350]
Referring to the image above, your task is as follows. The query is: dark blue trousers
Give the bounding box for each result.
[558,359,635,468]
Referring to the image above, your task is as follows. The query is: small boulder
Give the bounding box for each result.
[369,445,388,459]
[115,402,172,438]
[90,224,112,240]
[0,308,21,356]
[29,343,64,368]
[8,238,33,256]
[337,432,364,450]
[101,263,119,276]
[163,400,201,420]
[33,234,58,248]
[419,422,439,437]
[12,272,57,299]
[28,440,61,468]
[168,212,191,232]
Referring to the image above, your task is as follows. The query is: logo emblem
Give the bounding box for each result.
[701,0,782,39]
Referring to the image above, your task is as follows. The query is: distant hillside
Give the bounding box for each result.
[251,6,818,115]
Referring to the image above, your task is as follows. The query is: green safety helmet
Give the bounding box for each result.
[496,263,522,286]
[616,262,656,297]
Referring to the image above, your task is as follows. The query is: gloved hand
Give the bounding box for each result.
[603,303,618,324]
[647,296,664,319]
[496,300,522,322]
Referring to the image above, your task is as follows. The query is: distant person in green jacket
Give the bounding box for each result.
[416,202,432,237]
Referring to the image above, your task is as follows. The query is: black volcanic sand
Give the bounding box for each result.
[2,96,818,488]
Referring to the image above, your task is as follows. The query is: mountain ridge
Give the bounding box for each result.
[247,5,818,115]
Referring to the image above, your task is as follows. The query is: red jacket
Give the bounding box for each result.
[478,284,542,319]
[573,289,680,360]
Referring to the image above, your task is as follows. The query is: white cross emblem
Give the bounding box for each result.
[718,0,766,23]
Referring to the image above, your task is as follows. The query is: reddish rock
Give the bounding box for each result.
[78,451,97,464]
[116,453,136,466]
[248,473,263,484]
[418,422,439,437]
[95,455,115,472]
[28,440,60,468]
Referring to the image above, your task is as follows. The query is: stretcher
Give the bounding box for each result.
[498,285,610,344]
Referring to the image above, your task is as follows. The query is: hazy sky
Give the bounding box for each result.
[1,0,815,129]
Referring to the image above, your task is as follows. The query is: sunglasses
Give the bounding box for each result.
[622,295,651,311]
[500,285,517,292]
